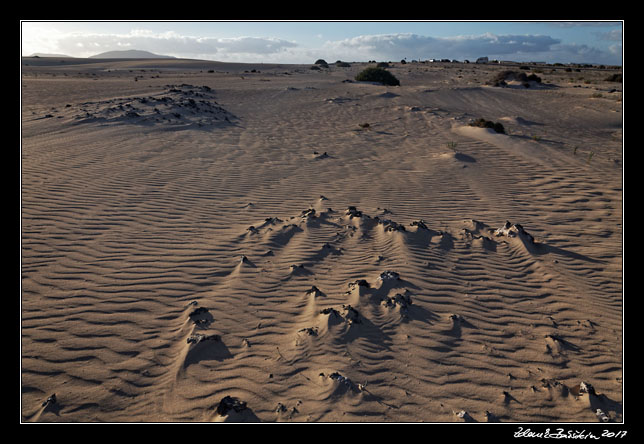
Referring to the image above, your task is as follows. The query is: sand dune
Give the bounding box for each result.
[21,58,622,422]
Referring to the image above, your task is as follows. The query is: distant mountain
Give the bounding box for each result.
[28,53,74,58]
[89,50,175,59]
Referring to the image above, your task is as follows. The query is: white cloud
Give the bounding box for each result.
[21,26,621,65]
[21,24,67,56]
[609,44,622,55]
[321,32,624,65]
[598,29,622,42]
[543,42,623,65]
[48,30,298,59]
[323,33,562,62]
[549,21,621,28]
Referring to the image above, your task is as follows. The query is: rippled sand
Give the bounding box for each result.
[21,57,622,422]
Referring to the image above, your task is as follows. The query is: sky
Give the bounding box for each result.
[21,21,623,66]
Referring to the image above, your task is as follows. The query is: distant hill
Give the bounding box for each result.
[28,53,74,58]
[89,50,175,59]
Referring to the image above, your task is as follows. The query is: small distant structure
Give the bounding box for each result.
[476,56,489,64]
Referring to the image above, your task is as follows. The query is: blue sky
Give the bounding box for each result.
[21,21,623,65]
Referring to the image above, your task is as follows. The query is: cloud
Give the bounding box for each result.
[608,44,622,56]
[512,42,619,65]
[323,33,561,61]
[548,21,622,28]
[321,32,622,65]
[215,36,298,54]
[597,29,622,42]
[52,30,298,59]
[23,26,621,65]
[550,43,604,61]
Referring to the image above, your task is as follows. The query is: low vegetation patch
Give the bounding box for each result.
[355,67,400,86]
[469,118,505,134]
[488,70,542,87]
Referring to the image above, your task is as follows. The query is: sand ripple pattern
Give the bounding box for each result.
[22,65,621,422]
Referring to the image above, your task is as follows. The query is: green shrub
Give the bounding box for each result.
[335,61,351,67]
[355,67,400,86]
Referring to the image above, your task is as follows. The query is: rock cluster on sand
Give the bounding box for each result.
[493,221,535,243]
[215,396,248,416]
[488,70,542,87]
[66,84,236,127]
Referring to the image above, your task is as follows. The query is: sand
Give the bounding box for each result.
[21,57,622,423]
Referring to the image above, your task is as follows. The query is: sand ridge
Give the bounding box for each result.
[21,57,622,423]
